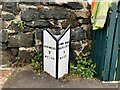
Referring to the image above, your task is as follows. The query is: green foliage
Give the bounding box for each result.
[30,52,42,72]
[70,56,96,79]
[12,19,25,30]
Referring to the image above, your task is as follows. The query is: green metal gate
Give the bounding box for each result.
[91,3,120,81]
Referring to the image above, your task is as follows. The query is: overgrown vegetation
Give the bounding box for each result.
[70,56,96,79]
[29,52,42,73]
[12,19,25,30]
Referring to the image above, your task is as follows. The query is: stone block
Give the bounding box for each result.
[1,14,15,21]
[71,27,87,41]
[0,43,7,51]
[75,10,90,18]
[81,24,91,31]
[70,50,77,63]
[24,20,53,28]
[81,40,91,56]
[66,2,83,10]
[2,2,20,15]
[0,19,10,29]
[78,18,91,24]
[18,47,36,60]
[11,48,19,56]
[34,28,42,45]
[8,32,33,47]
[21,8,39,22]
[0,29,8,43]
[71,41,82,51]
[11,22,34,33]
[0,49,13,64]
[18,50,31,60]
[39,7,69,20]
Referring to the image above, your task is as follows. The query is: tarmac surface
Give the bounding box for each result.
[2,66,119,88]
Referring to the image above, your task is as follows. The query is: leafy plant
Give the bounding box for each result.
[70,56,96,79]
[12,19,25,30]
[30,52,42,72]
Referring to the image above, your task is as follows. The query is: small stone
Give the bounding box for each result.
[66,2,83,10]
[1,14,15,21]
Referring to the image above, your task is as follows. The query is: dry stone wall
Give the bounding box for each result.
[0,2,91,65]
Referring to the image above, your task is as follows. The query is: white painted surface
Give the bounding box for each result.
[43,26,70,78]
[43,30,57,78]
[58,28,70,78]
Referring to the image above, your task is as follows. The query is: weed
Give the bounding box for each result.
[30,52,42,73]
[12,19,25,30]
[70,56,96,79]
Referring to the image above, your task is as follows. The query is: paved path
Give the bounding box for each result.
[2,67,119,88]
[0,68,14,90]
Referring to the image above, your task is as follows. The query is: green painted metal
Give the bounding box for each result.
[116,53,120,80]
[91,31,96,63]
[103,4,117,81]
[109,16,118,81]
[98,26,107,80]
[116,5,120,81]
[92,31,97,64]
[97,29,103,77]
[95,30,102,73]
[91,3,120,81]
